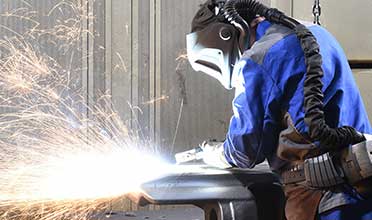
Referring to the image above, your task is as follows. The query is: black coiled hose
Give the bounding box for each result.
[223,0,365,150]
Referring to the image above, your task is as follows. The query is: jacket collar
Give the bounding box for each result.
[256,20,272,41]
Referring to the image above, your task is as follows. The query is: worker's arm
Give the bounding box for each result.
[223,59,281,168]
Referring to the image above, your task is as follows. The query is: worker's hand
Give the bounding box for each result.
[201,141,232,169]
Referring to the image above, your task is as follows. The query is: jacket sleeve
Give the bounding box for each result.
[223,59,279,168]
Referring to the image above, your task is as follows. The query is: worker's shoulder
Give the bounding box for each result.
[242,22,330,66]
[241,23,295,65]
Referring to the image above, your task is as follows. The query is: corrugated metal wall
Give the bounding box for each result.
[0,0,85,92]
[104,0,238,158]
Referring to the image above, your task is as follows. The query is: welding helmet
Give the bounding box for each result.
[186,0,255,89]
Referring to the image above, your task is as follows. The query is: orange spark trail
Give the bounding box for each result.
[0,1,173,219]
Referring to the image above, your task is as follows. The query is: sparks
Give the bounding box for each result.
[0,37,172,218]
[0,1,172,219]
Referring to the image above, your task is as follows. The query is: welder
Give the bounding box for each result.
[186,0,372,219]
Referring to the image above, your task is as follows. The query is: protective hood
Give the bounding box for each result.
[187,22,241,89]
[187,1,246,89]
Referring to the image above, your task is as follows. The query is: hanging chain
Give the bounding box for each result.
[313,0,321,25]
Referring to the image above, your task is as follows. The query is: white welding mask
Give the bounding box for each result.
[186,0,253,89]
[187,23,241,89]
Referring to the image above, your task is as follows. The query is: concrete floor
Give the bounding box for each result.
[91,207,204,220]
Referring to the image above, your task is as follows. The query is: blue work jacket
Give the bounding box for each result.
[223,20,372,170]
[223,20,372,217]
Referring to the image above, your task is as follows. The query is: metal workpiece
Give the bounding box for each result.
[128,165,285,220]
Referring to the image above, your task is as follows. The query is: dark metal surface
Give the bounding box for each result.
[126,165,285,220]
[201,200,258,220]
[129,165,277,205]
[91,207,204,220]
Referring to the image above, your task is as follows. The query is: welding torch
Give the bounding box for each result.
[175,141,232,168]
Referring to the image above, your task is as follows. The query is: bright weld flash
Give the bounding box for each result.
[0,147,172,202]
[20,149,171,201]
